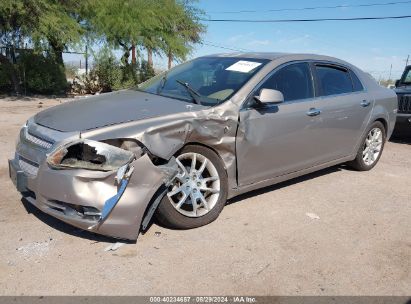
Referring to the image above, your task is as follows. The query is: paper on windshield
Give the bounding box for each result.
[226,61,262,73]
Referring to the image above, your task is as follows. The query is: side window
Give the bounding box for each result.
[260,62,314,102]
[350,70,364,92]
[316,65,353,96]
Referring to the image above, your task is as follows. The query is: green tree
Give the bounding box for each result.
[159,0,205,69]
[89,0,160,66]
[0,0,85,93]
[41,0,86,66]
[0,0,205,94]
[88,0,205,70]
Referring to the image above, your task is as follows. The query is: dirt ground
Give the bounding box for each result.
[0,96,410,296]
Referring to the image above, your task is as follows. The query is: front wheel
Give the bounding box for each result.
[155,145,228,229]
[348,121,386,171]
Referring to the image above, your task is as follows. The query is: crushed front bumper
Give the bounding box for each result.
[10,120,176,240]
[9,152,173,240]
[9,158,28,193]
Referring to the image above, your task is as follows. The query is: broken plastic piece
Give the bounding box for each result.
[306,212,320,220]
[104,242,125,252]
[100,179,128,221]
[140,157,178,231]
[88,164,135,231]
[141,187,168,231]
[116,164,128,183]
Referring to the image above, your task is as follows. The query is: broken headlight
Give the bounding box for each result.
[47,139,135,171]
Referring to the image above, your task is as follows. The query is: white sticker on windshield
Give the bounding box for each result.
[226,61,262,73]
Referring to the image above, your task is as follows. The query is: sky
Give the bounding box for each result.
[64,0,411,80]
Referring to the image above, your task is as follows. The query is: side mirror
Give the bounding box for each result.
[395,80,400,87]
[254,88,284,105]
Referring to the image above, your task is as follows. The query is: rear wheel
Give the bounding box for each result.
[155,145,228,229]
[348,121,386,171]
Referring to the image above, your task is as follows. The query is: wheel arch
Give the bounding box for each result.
[373,117,388,136]
[350,114,389,162]
[140,142,229,232]
[177,142,229,175]
[370,99,395,139]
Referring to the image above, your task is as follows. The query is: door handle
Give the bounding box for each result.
[306,108,321,117]
[360,100,371,107]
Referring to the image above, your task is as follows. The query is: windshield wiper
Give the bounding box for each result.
[176,80,202,105]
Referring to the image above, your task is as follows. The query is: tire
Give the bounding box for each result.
[348,121,386,171]
[155,145,228,229]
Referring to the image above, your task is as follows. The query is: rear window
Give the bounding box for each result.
[316,65,353,96]
[350,71,364,92]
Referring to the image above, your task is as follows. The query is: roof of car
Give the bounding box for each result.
[206,52,288,60]
[203,52,363,72]
[205,52,347,63]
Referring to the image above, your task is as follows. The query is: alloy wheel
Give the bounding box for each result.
[167,152,221,217]
[362,127,383,166]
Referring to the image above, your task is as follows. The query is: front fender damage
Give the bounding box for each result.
[79,152,178,240]
[77,105,240,239]
[87,154,178,240]
[132,109,239,195]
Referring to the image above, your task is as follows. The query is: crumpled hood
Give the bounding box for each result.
[34,90,204,132]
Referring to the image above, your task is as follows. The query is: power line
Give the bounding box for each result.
[207,0,411,14]
[201,15,411,23]
[201,41,252,52]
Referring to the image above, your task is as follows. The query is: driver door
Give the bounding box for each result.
[236,62,326,186]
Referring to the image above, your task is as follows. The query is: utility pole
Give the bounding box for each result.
[389,64,392,80]
[85,45,88,75]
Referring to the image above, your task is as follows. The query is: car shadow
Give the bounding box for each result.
[17,164,356,238]
[20,198,135,244]
[153,165,344,230]
[390,136,411,145]
[227,165,342,205]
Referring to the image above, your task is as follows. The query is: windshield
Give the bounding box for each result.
[400,68,411,85]
[138,57,269,106]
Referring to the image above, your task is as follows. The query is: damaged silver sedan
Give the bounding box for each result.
[9,53,397,240]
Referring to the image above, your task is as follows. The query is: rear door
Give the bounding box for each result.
[312,63,373,160]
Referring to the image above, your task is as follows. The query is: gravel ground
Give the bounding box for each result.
[0,96,410,296]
